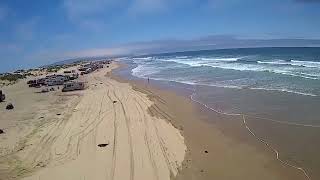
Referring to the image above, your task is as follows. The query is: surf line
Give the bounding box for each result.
[189,87,311,180]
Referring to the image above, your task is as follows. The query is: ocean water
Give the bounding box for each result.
[125,47,320,96]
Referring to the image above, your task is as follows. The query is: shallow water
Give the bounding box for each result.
[125,47,320,96]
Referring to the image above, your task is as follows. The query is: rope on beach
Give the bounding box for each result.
[241,115,311,180]
[180,85,320,128]
[189,87,312,180]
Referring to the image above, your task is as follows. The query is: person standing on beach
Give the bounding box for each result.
[148,77,150,84]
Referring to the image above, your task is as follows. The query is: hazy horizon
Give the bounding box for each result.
[2,45,320,73]
[1,0,320,72]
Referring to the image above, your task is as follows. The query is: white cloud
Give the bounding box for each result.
[63,47,130,57]
[34,40,167,61]
[54,35,320,59]
[63,0,125,21]
[63,0,124,31]
[50,36,221,58]
[63,0,195,24]
[23,35,320,69]
[61,0,203,34]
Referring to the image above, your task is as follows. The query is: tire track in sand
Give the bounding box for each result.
[133,97,160,180]
[101,78,134,180]
[112,87,135,180]
[132,92,173,175]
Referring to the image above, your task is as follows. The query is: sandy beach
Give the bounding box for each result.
[0,63,186,180]
[1,1,319,179]
[1,61,318,180]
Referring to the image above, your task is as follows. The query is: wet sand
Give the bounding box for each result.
[193,85,320,180]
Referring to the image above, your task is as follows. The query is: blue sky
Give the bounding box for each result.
[1,0,320,72]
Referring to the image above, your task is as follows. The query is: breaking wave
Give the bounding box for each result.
[129,48,320,96]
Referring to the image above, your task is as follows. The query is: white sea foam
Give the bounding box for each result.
[131,65,159,78]
[160,58,203,67]
[291,60,320,68]
[257,59,320,68]
[175,56,189,59]
[201,57,240,62]
[257,60,291,65]
[132,71,317,97]
[158,57,320,80]
[133,57,153,60]
[127,55,320,97]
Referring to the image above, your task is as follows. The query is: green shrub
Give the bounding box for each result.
[0,74,26,82]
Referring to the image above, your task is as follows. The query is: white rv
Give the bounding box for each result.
[45,75,69,86]
[62,81,85,92]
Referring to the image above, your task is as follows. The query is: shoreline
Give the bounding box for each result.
[113,61,319,180]
[1,61,319,180]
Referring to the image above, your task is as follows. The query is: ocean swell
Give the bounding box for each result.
[129,48,320,97]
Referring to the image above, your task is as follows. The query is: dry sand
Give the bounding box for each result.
[0,75,82,179]
[0,63,186,180]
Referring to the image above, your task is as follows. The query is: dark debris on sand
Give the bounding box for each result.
[6,103,14,110]
[98,143,109,147]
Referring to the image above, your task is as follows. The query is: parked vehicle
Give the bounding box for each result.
[68,73,79,80]
[78,67,87,72]
[62,81,85,92]
[0,90,5,102]
[46,79,65,86]
[45,75,69,86]
[37,78,46,85]
[29,83,40,88]
[27,80,37,84]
